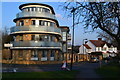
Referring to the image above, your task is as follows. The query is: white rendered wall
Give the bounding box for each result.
[86,41,96,52]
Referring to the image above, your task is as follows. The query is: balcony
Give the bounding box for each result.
[16,12,56,20]
[10,25,62,36]
[11,41,62,49]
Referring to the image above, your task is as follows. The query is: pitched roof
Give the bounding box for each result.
[89,40,107,47]
[83,44,91,49]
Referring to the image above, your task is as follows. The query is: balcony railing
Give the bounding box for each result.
[10,25,62,35]
[16,12,56,20]
[11,41,62,48]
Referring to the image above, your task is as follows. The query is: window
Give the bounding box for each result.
[19,21,24,26]
[42,8,45,12]
[31,35,35,41]
[31,20,36,25]
[28,8,30,11]
[33,8,36,11]
[39,35,42,41]
[62,32,66,41]
[39,7,42,12]
[18,51,23,58]
[19,35,23,41]
[13,36,16,41]
[51,36,55,42]
[50,51,55,57]
[42,8,50,13]
[31,50,38,58]
[103,47,107,51]
[39,20,45,26]
[35,35,39,41]
[48,22,50,26]
[45,21,48,26]
[44,35,49,41]
[39,35,44,41]
[42,51,47,57]
[50,22,53,26]
[50,22,55,27]
[31,7,34,11]
[25,8,28,12]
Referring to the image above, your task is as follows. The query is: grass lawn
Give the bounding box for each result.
[96,62,120,80]
[2,70,78,80]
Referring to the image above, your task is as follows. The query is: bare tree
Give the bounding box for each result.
[2,26,13,49]
[62,2,120,49]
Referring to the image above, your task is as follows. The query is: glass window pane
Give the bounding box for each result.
[31,20,36,25]
[19,21,24,26]
[42,51,47,57]
[31,35,35,40]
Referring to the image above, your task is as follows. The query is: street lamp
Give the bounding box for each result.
[70,7,76,70]
[83,39,87,61]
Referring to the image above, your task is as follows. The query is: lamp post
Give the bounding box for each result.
[83,39,87,61]
[70,7,76,70]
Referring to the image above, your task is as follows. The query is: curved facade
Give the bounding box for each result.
[10,3,69,64]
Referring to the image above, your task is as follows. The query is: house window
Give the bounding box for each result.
[31,50,38,58]
[103,47,107,51]
[19,21,24,26]
[35,35,39,41]
[18,51,23,58]
[62,32,66,41]
[31,35,35,41]
[39,35,45,41]
[39,7,42,12]
[31,50,38,61]
[44,35,49,41]
[50,22,55,26]
[39,20,45,26]
[31,20,36,25]
[33,7,36,11]
[31,8,34,11]
[50,51,55,57]
[25,8,28,12]
[19,35,23,41]
[28,8,31,11]
[51,36,55,42]
[45,21,48,26]
[42,51,47,57]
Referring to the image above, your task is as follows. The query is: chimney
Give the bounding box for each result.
[98,38,102,41]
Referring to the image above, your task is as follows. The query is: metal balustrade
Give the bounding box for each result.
[10,25,62,35]
[16,11,56,20]
[11,41,62,48]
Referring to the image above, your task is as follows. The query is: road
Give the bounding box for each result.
[2,61,105,79]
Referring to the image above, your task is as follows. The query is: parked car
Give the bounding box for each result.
[90,57,99,62]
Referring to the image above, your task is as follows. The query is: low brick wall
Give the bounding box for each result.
[2,60,63,64]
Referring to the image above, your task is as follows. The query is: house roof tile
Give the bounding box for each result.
[89,40,107,47]
[83,44,91,49]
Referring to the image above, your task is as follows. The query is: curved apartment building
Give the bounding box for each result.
[10,3,70,64]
